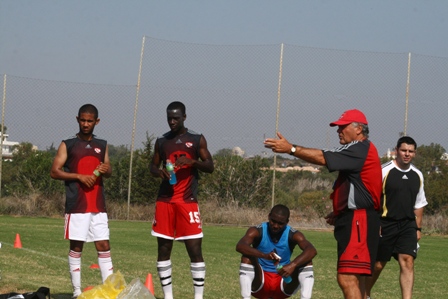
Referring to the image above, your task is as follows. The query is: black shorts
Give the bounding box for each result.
[377,219,418,261]
[334,209,380,275]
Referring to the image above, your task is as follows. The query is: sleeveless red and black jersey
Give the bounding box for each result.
[156,130,202,203]
[323,139,382,216]
[63,135,107,213]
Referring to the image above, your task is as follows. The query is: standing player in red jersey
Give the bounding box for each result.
[264,109,382,299]
[150,101,214,299]
[50,104,113,298]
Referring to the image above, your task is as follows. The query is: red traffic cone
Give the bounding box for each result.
[144,273,155,295]
[14,233,22,249]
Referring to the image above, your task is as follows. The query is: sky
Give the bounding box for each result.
[0,1,447,155]
[1,1,447,85]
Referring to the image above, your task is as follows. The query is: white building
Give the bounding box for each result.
[1,133,20,159]
[232,146,245,157]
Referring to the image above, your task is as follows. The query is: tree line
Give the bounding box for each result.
[1,134,447,217]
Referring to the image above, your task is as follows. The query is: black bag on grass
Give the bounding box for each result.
[0,287,50,299]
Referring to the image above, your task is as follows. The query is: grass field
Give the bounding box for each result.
[0,216,447,298]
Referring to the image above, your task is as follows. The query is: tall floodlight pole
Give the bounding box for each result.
[271,43,284,208]
[403,52,411,136]
[127,36,146,220]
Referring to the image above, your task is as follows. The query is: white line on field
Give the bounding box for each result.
[0,241,99,267]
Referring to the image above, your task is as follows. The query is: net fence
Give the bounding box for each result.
[2,36,448,202]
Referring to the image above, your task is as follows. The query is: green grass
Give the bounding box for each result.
[0,216,447,298]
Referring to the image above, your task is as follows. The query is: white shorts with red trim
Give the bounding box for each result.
[65,212,110,242]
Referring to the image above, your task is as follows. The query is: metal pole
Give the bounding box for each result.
[404,52,411,136]
[127,36,146,220]
[0,74,6,198]
[271,43,284,208]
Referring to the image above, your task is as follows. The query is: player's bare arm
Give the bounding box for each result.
[415,207,424,241]
[149,140,170,180]
[96,145,112,178]
[236,227,278,261]
[264,132,326,165]
[175,135,214,173]
[281,231,317,277]
[50,141,97,188]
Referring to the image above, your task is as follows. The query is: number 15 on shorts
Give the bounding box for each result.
[189,211,201,224]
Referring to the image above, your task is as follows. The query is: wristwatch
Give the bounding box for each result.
[289,144,297,155]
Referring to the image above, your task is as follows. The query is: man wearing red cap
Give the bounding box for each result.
[264,109,382,299]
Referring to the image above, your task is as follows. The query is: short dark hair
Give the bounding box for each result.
[167,101,186,115]
[270,204,290,221]
[396,136,417,149]
[78,104,98,119]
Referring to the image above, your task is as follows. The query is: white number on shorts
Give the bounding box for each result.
[189,211,201,223]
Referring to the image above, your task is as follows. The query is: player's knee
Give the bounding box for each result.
[95,240,110,251]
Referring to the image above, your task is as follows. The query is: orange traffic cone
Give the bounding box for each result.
[144,273,154,295]
[89,264,99,269]
[14,233,22,249]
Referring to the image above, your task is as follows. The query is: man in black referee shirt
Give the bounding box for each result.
[366,136,427,299]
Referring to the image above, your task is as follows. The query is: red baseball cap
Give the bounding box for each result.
[329,109,368,127]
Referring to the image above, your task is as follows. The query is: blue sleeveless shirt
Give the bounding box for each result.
[257,222,292,273]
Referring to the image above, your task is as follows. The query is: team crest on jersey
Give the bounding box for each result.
[94,148,101,154]
[185,142,193,148]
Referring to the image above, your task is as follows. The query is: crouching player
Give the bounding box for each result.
[236,204,317,299]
